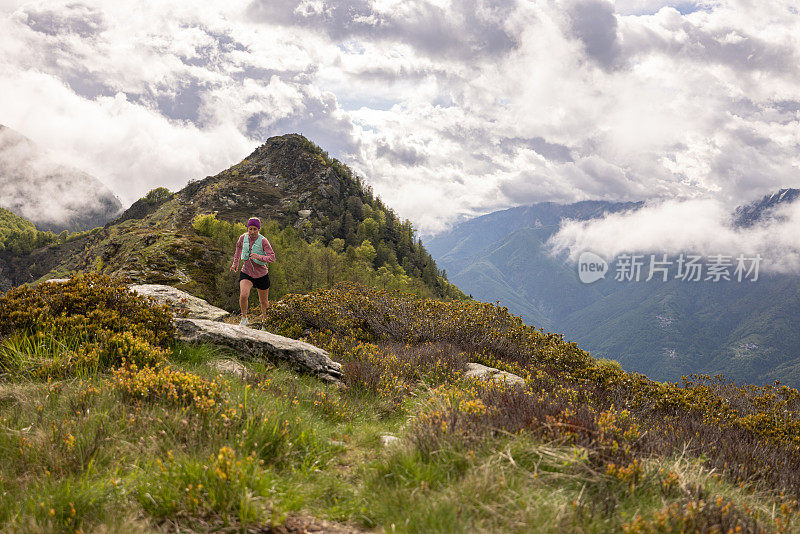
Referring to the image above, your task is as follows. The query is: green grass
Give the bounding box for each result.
[4,275,800,532]
[0,341,413,531]
[0,340,798,532]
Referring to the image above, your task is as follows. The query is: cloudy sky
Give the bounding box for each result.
[1,0,798,234]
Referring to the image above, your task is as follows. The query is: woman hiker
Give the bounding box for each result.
[230,217,276,326]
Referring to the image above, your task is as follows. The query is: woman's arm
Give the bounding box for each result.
[230,235,244,271]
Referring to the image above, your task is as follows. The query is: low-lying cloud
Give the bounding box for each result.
[0,125,121,231]
[548,198,800,274]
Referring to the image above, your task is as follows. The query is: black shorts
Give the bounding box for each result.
[239,271,270,290]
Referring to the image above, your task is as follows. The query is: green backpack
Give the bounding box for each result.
[241,234,267,266]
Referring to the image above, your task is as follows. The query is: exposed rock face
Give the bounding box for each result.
[464,362,525,387]
[130,284,230,321]
[175,134,346,231]
[174,318,342,382]
[733,188,800,227]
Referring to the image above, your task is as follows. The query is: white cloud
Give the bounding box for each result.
[0,70,252,204]
[547,198,800,274]
[0,0,25,14]
[614,0,705,16]
[0,0,798,234]
[0,124,121,229]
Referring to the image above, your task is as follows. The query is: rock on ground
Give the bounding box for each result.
[464,362,525,387]
[174,318,342,383]
[211,359,252,380]
[380,435,401,447]
[130,284,230,321]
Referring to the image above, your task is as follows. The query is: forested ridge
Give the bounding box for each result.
[1,134,464,306]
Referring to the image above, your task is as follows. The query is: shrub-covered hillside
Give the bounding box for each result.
[1,274,800,532]
[0,207,52,255]
[0,207,102,255]
[9,134,464,305]
[0,208,103,291]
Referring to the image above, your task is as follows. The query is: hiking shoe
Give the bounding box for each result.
[238,317,248,326]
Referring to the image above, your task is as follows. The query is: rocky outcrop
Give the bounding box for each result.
[464,363,525,387]
[130,284,230,321]
[174,318,342,383]
[130,285,341,383]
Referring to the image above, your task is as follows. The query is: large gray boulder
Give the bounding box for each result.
[174,318,342,383]
[464,362,525,387]
[130,284,230,321]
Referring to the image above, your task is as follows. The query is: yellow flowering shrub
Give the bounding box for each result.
[265,282,589,372]
[0,273,173,346]
[622,492,774,534]
[112,364,224,414]
[0,273,173,378]
[263,282,800,498]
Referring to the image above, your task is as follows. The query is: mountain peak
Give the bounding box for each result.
[175,133,351,229]
[733,188,800,227]
[252,133,318,155]
[239,133,331,172]
[7,133,461,304]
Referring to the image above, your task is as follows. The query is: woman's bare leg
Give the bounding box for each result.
[239,279,253,318]
[256,288,270,321]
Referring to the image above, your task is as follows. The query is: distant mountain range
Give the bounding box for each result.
[0,124,122,233]
[428,190,800,387]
